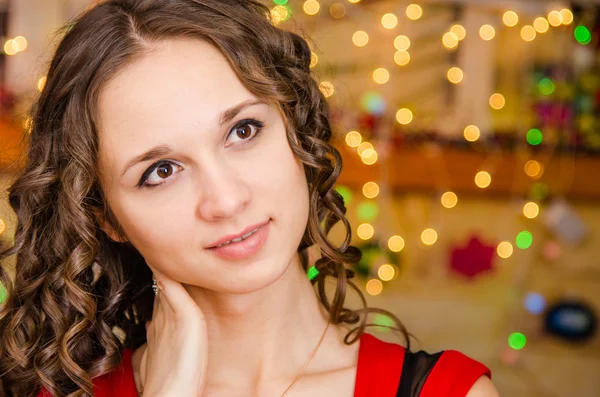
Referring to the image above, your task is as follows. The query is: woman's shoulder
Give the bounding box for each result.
[356,332,493,397]
[36,349,138,397]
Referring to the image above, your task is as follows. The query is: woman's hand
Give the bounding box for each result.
[138,265,208,396]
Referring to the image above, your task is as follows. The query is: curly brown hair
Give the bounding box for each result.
[0,1,411,396]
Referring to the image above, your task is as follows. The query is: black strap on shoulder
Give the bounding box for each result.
[396,350,443,397]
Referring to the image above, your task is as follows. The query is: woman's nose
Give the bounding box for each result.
[196,164,251,221]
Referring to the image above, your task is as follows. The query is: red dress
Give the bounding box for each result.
[37,332,491,396]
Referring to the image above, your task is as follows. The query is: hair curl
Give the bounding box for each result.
[0,1,411,396]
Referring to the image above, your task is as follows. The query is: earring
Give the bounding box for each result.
[151,276,159,296]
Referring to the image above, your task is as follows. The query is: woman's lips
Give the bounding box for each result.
[207,220,270,260]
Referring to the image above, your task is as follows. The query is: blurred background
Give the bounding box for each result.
[1,0,599,396]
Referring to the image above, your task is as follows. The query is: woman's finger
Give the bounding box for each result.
[147,263,202,318]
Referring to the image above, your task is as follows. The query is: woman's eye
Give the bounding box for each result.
[226,119,264,145]
[138,161,182,188]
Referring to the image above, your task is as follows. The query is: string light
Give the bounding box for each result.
[441,191,458,208]
[497,241,513,259]
[523,202,540,219]
[464,125,481,142]
[524,160,544,179]
[394,50,411,66]
[362,181,380,198]
[421,228,438,246]
[447,67,464,84]
[381,13,398,29]
[378,264,395,281]
[442,32,459,50]
[352,30,369,47]
[395,108,413,125]
[503,11,519,27]
[357,223,375,240]
[393,35,411,51]
[406,4,423,21]
[560,9,574,25]
[388,235,405,252]
[533,17,549,33]
[303,0,320,16]
[345,131,362,147]
[373,68,390,84]
[450,24,466,40]
[475,171,491,188]
[479,24,496,40]
[521,25,536,42]
[548,10,563,27]
[318,81,334,97]
[489,93,506,110]
[366,279,383,295]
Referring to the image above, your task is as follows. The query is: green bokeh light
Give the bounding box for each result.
[516,231,533,250]
[373,314,395,333]
[307,266,319,281]
[574,26,592,45]
[531,182,549,200]
[336,185,353,206]
[508,332,527,350]
[526,128,543,146]
[538,78,555,96]
[357,201,379,221]
[273,0,289,5]
[0,283,7,305]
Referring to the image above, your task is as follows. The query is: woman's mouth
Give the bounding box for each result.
[207,220,271,260]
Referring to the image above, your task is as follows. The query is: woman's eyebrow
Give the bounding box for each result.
[119,99,268,178]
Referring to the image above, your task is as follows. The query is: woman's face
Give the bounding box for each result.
[96,38,309,293]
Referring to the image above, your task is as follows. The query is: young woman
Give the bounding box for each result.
[0,1,499,396]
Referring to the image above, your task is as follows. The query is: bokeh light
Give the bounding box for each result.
[378,264,395,281]
[345,131,362,147]
[362,181,380,198]
[539,77,555,96]
[394,35,411,51]
[442,32,459,49]
[406,4,423,20]
[329,2,346,19]
[361,91,387,115]
[357,142,374,156]
[421,228,438,246]
[318,81,334,97]
[352,30,369,47]
[441,191,458,208]
[394,50,411,66]
[303,0,320,16]
[533,17,549,33]
[521,25,536,42]
[373,67,390,84]
[525,292,546,315]
[447,67,464,84]
[489,93,506,110]
[357,201,379,221]
[508,332,527,350]
[479,24,496,40]
[310,51,318,68]
[450,24,466,40]
[361,149,379,165]
[464,125,481,142]
[503,11,519,27]
[524,160,544,179]
[475,171,492,188]
[37,76,47,92]
[523,202,540,219]
[574,26,592,45]
[270,5,290,24]
[0,218,5,235]
[335,185,353,205]
[560,9,574,25]
[357,223,375,240]
[388,235,405,252]
[497,241,513,259]
[381,13,398,29]
[548,10,563,27]
[366,279,383,295]
[527,128,543,146]
[396,108,413,125]
[516,231,533,249]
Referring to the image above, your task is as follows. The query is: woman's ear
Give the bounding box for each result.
[93,207,128,243]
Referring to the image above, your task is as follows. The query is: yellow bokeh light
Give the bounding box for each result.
[489,93,506,110]
[373,68,390,84]
[23,115,33,132]
[330,2,346,19]
[362,181,380,198]
[479,24,496,40]
[0,218,5,235]
[357,142,374,156]
[548,10,563,27]
[442,32,459,49]
[450,24,466,40]
[347,0,361,3]
[310,52,318,68]
[378,264,395,281]
[361,149,379,165]
[366,279,383,295]
[345,131,362,147]
[464,125,481,142]
[270,5,289,24]
[524,160,544,179]
[395,108,413,125]
[37,76,47,92]
[533,17,549,33]
[497,241,513,259]
[421,228,438,246]
[357,223,375,240]
[388,235,405,252]
[394,50,411,66]
[503,11,519,27]
[406,4,423,20]
[560,9,573,25]
[447,67,464,84]
[381,13,398,29]
[394,35,411,51]
[303,0,320,16]
[352,30,369,47]
[521,25,536,42]
[14,36,28,52]
[318,81,334,97]
[4,40,17,56]
[441,191,458,208]
[475,171,492,188]
[523,202,540,219]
